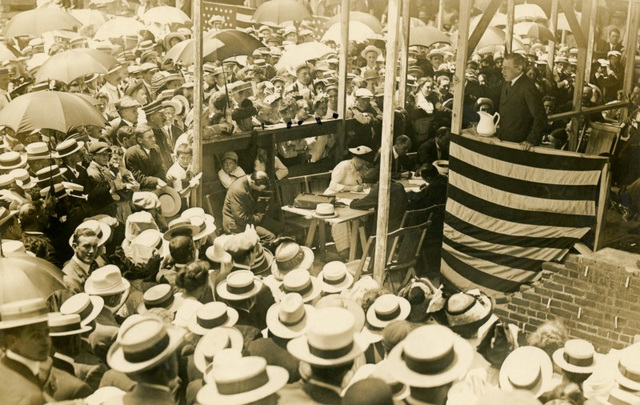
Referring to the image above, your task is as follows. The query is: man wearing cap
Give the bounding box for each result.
[284,63,315,102]
[222,170,281,243]
[0,298,53,404]
[218,151,246,189]
[125,124,167,190]
[498,53,547,150]
[347,88,383,149]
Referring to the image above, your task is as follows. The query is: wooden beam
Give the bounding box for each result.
[467,0,502,53]
[584,0,597,81]
[558,0,586,48]
[191,0,203,206]
[450,0,472,134]
[547,0,559,74]
[505,0,515,53]
[623,1,640,105]
[335,0,350,165]
[437,0,444,30]
[373,0,401,286]
[568,0,593,151]
[396,0,410,107]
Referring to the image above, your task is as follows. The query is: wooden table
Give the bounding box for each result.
[281,199,374,261]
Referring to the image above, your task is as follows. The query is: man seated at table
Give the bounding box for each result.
[350,177,408,233]
[222,170,282,244]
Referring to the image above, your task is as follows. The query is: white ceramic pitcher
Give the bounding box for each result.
[476,111,500,137]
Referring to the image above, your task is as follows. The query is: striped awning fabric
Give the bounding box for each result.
[441,134,608,295]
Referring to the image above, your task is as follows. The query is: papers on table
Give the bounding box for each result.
[336,198,353,206]
[408,179,426,185]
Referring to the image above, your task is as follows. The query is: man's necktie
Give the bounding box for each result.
[505,82,511,96]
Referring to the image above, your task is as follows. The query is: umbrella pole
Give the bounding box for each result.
[335,0,350,165]
[372,0,401,286]
[192,0,203,207]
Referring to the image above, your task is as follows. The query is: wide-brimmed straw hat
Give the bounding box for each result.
[188,302,239,335]
[445,290,493,337]
[68,219,112,247]
[0,298,49,329]
[193,326,244,374]
[272,241,314,279]
[216,270,263,301]
[388,324,474,388]
[318,261,354,293]
[60,293,104,326]
[0,151,28,171]
[499,346,553,398]
[287,306,369,367]
[153,186,182,217]
[85,265,131,297]
[181,208,216,240]
[107,316,186,374]
[280,269,322,303]
[196,356,289,405]
[315,295,365,334]
[162,217,199,241]
[48,313,92,336]
[366,294,411,329]
[552,339,603,375]
[266,293,315,340]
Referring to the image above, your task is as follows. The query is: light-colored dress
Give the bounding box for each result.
[324,159,362,195]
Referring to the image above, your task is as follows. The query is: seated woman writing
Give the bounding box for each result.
[323,145,374,195]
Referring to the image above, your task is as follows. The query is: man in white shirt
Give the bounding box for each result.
[99,65,124,118]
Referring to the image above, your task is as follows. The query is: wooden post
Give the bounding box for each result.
[547,0,559,76]
[623,2,640,102]
[191,0,203,206]
[450,0,472,134]
[505,0,515,53]
[593,162,610,251]
[335,0,350,165]
[584,0,598,83]
[437,0,444,30]
[397,0,410,108]
[373,0,401,286]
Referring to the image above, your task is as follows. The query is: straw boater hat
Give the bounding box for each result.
[181,208,216,241]
[445,290,493,338]
[138,284,184,315]
[266,293,315,340]
[196,356,289,405]
[68,219,112,247]
[153,186,182,217]
[553,339,603,375]
[0,151,28,171]
[84,265,131,297]
[366,294,411,329]
[53,138,84,158]
[280,269,322,303]
[48,313,92,337]
[0,298,49,329]
[193,327,244,374]
[188,302,239,336]
[616,346,640,391]
[60,293,104,327]
[499,346,553,398]
[205,235,233,264]
[271,241,315,280]
[217,270,264,301]
[107,316,186,374]
[318,261,354,294]
[25,142,51,161]
[287,306,369,367]
[132,191,161,211]
[597,388,640,405]
[162,217,200,241]
[388,324,474,388]
[315,295,365,334]
[361,45,382,59]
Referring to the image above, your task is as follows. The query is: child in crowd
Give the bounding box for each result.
[218,151,246,188]
[166,143,199,205]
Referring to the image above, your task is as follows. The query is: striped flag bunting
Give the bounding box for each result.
[441,134,608,296]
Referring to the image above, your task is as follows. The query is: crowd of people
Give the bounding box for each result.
[1,0,640,404]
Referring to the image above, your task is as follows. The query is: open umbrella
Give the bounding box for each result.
[409,26,451,47]
[470,12,506,30]
[0,43,23,62]
[514,4,547,23]
[26,53,50,72]
[0,91,105,133]
[93,17,146,41]
[165,29,264,65]
[69,9,108,28]
[275,41,335,72]
[322,21,375,44]
[0,254,64,305]
[252,0,311,25]
[325,11,382,33]
[514,22,555,42]
[142,6,191,25]
[557,12,580,32]
[2,7,82,37]
[35,48,118,84]
[164,37,225,65]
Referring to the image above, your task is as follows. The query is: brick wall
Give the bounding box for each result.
[493,254,640,352]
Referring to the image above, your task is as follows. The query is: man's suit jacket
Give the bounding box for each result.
[497,74,547,145]
[152,127,174,172]
[61,164,114,214]
[0,355,47,405]
[222,176,263,234]
[350,181,408,232]
[124,144,166,189]
[61,258,96,294]
[50,365,92,401]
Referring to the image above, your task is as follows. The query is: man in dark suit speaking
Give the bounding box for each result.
[498,53,547,151]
